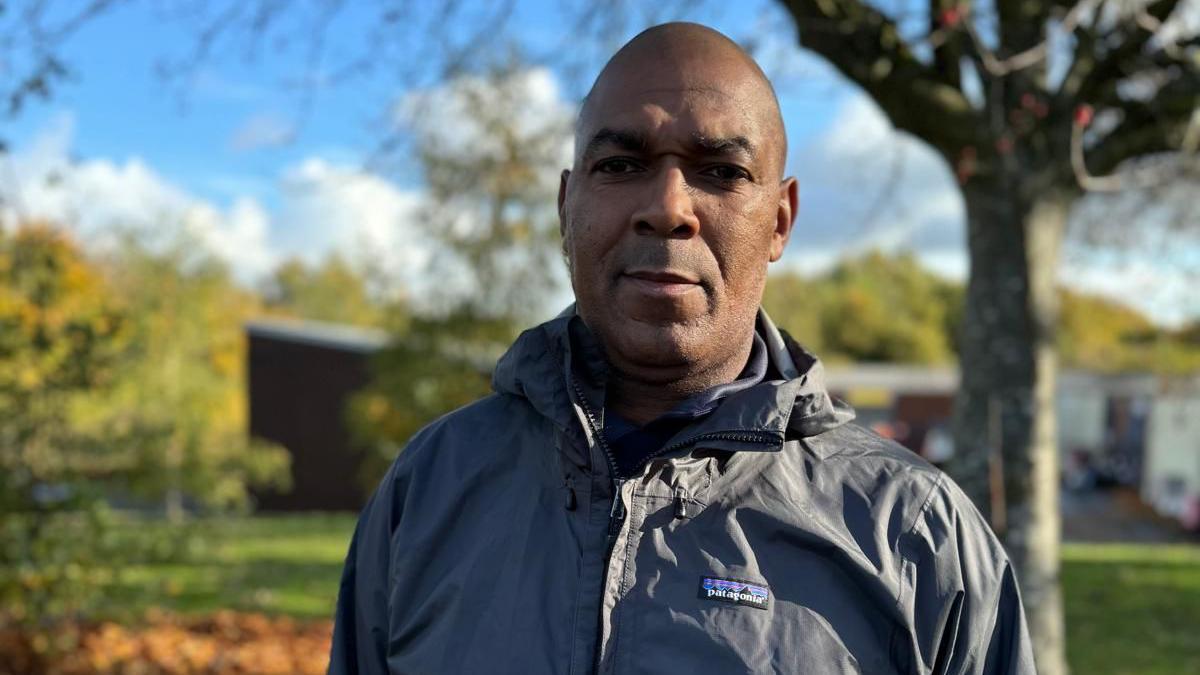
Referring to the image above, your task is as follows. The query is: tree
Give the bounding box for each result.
[91,233,290,520]
[348,311,515,488]
[1059,290,1200,373]
[261,254,390,328]
[0,222,291,627]
[348,62,571,484]
[774,5,1199,669]
[400,58,573,320]
[0,223,129,623]
[768,251,1200,371]
[762,271,831,356]
[822,251,961,363]
[765,251,964,363]
[0,1,111,122]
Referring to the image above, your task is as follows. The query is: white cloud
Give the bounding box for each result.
[184,197,275,280]
[1,112,437,291]
[229,112,296,152]
[277,157,429,290]
[391,67,574,310]
[1,112,278,281]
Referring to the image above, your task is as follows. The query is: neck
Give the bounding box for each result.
[605,331,755,427]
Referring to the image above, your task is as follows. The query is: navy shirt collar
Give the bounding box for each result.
[603,331,769,445]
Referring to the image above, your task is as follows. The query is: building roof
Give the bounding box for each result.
[824,364,959,394]
[245,317,389,354]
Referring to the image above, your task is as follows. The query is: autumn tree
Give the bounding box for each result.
[773,4,1200,669]
[765,251,965,364]
[1059,290,1200,373]
[0,223,130,623]
[0,223,289,623]
[261,254,389,328]
[93,233,290,521]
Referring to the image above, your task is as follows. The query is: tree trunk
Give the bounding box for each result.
[949,179,1070,675]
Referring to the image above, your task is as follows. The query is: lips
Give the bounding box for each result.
[621,269,701,298]
[623,269,700,285]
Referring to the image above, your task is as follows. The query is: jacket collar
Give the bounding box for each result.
[491,305,855,463]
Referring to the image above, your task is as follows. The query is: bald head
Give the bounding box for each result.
[576,22,787,177]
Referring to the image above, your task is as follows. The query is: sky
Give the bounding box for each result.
[1,0,1196,326]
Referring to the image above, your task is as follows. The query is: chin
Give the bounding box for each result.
[604,318,704,369]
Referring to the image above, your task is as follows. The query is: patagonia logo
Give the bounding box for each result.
[698,576,770,610]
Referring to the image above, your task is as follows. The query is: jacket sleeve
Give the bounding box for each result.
[327,459,404,675]
[910,474,1037,675]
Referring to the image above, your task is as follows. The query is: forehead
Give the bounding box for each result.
[582,84,759,145]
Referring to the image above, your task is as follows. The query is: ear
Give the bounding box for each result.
[558,169,571,238]
[769,177,797,263]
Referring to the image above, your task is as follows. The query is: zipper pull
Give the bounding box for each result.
[673,487,689,520]
[608,478,627,535]
[564,475,577,511]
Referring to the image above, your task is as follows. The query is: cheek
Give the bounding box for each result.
[566,201,621,280]
[706,212,775,290]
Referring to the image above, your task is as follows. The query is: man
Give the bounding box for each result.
[329,22,1034,675]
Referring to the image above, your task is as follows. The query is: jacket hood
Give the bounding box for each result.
[491,305,854,450]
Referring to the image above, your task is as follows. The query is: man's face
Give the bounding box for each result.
[559,62,796,378]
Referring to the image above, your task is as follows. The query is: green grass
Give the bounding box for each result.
[91,515,1200,673]
[95,513,357,621]
[1062,542,1200,675]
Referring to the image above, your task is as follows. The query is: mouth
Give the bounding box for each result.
[621,269,702,298]
[624,269,700,284]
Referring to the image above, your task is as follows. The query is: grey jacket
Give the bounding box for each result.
[328,310,1035,675]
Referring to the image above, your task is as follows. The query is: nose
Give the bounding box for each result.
[630,165,700,239]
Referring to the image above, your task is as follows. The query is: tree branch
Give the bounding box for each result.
[930,0,966,90]
[1072,0,1184,101]
[996,0,1050,58]
[1078,93,1197,185]
[780,0,984,157]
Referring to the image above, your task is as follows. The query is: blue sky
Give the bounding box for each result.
[2,0,1195,325]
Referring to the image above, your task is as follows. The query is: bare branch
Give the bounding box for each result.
[780,0,984,157]
[1071,116,1157,191]
[964,1,1096,79]
[1073,95,1200,190]
[0,0,129,117]
[1072,0,1184,101]
[931,0,967,90]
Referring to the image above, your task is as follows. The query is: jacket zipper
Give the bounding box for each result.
[569,376,779,675]
[643,430,779,464]
[569,376,628,675]
[571,376,779,537]
[569,378,626,540]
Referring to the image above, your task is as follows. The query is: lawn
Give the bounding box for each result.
[1062,542,1200,675]
[96,513,357,621]
[95,515,1200,674]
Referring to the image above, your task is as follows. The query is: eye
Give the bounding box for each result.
[702,164,751,182]
[594,158,643,175]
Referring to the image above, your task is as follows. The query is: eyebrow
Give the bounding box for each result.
[582,127,758,163]
[582,128,648,161]
[691,133,756,160]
